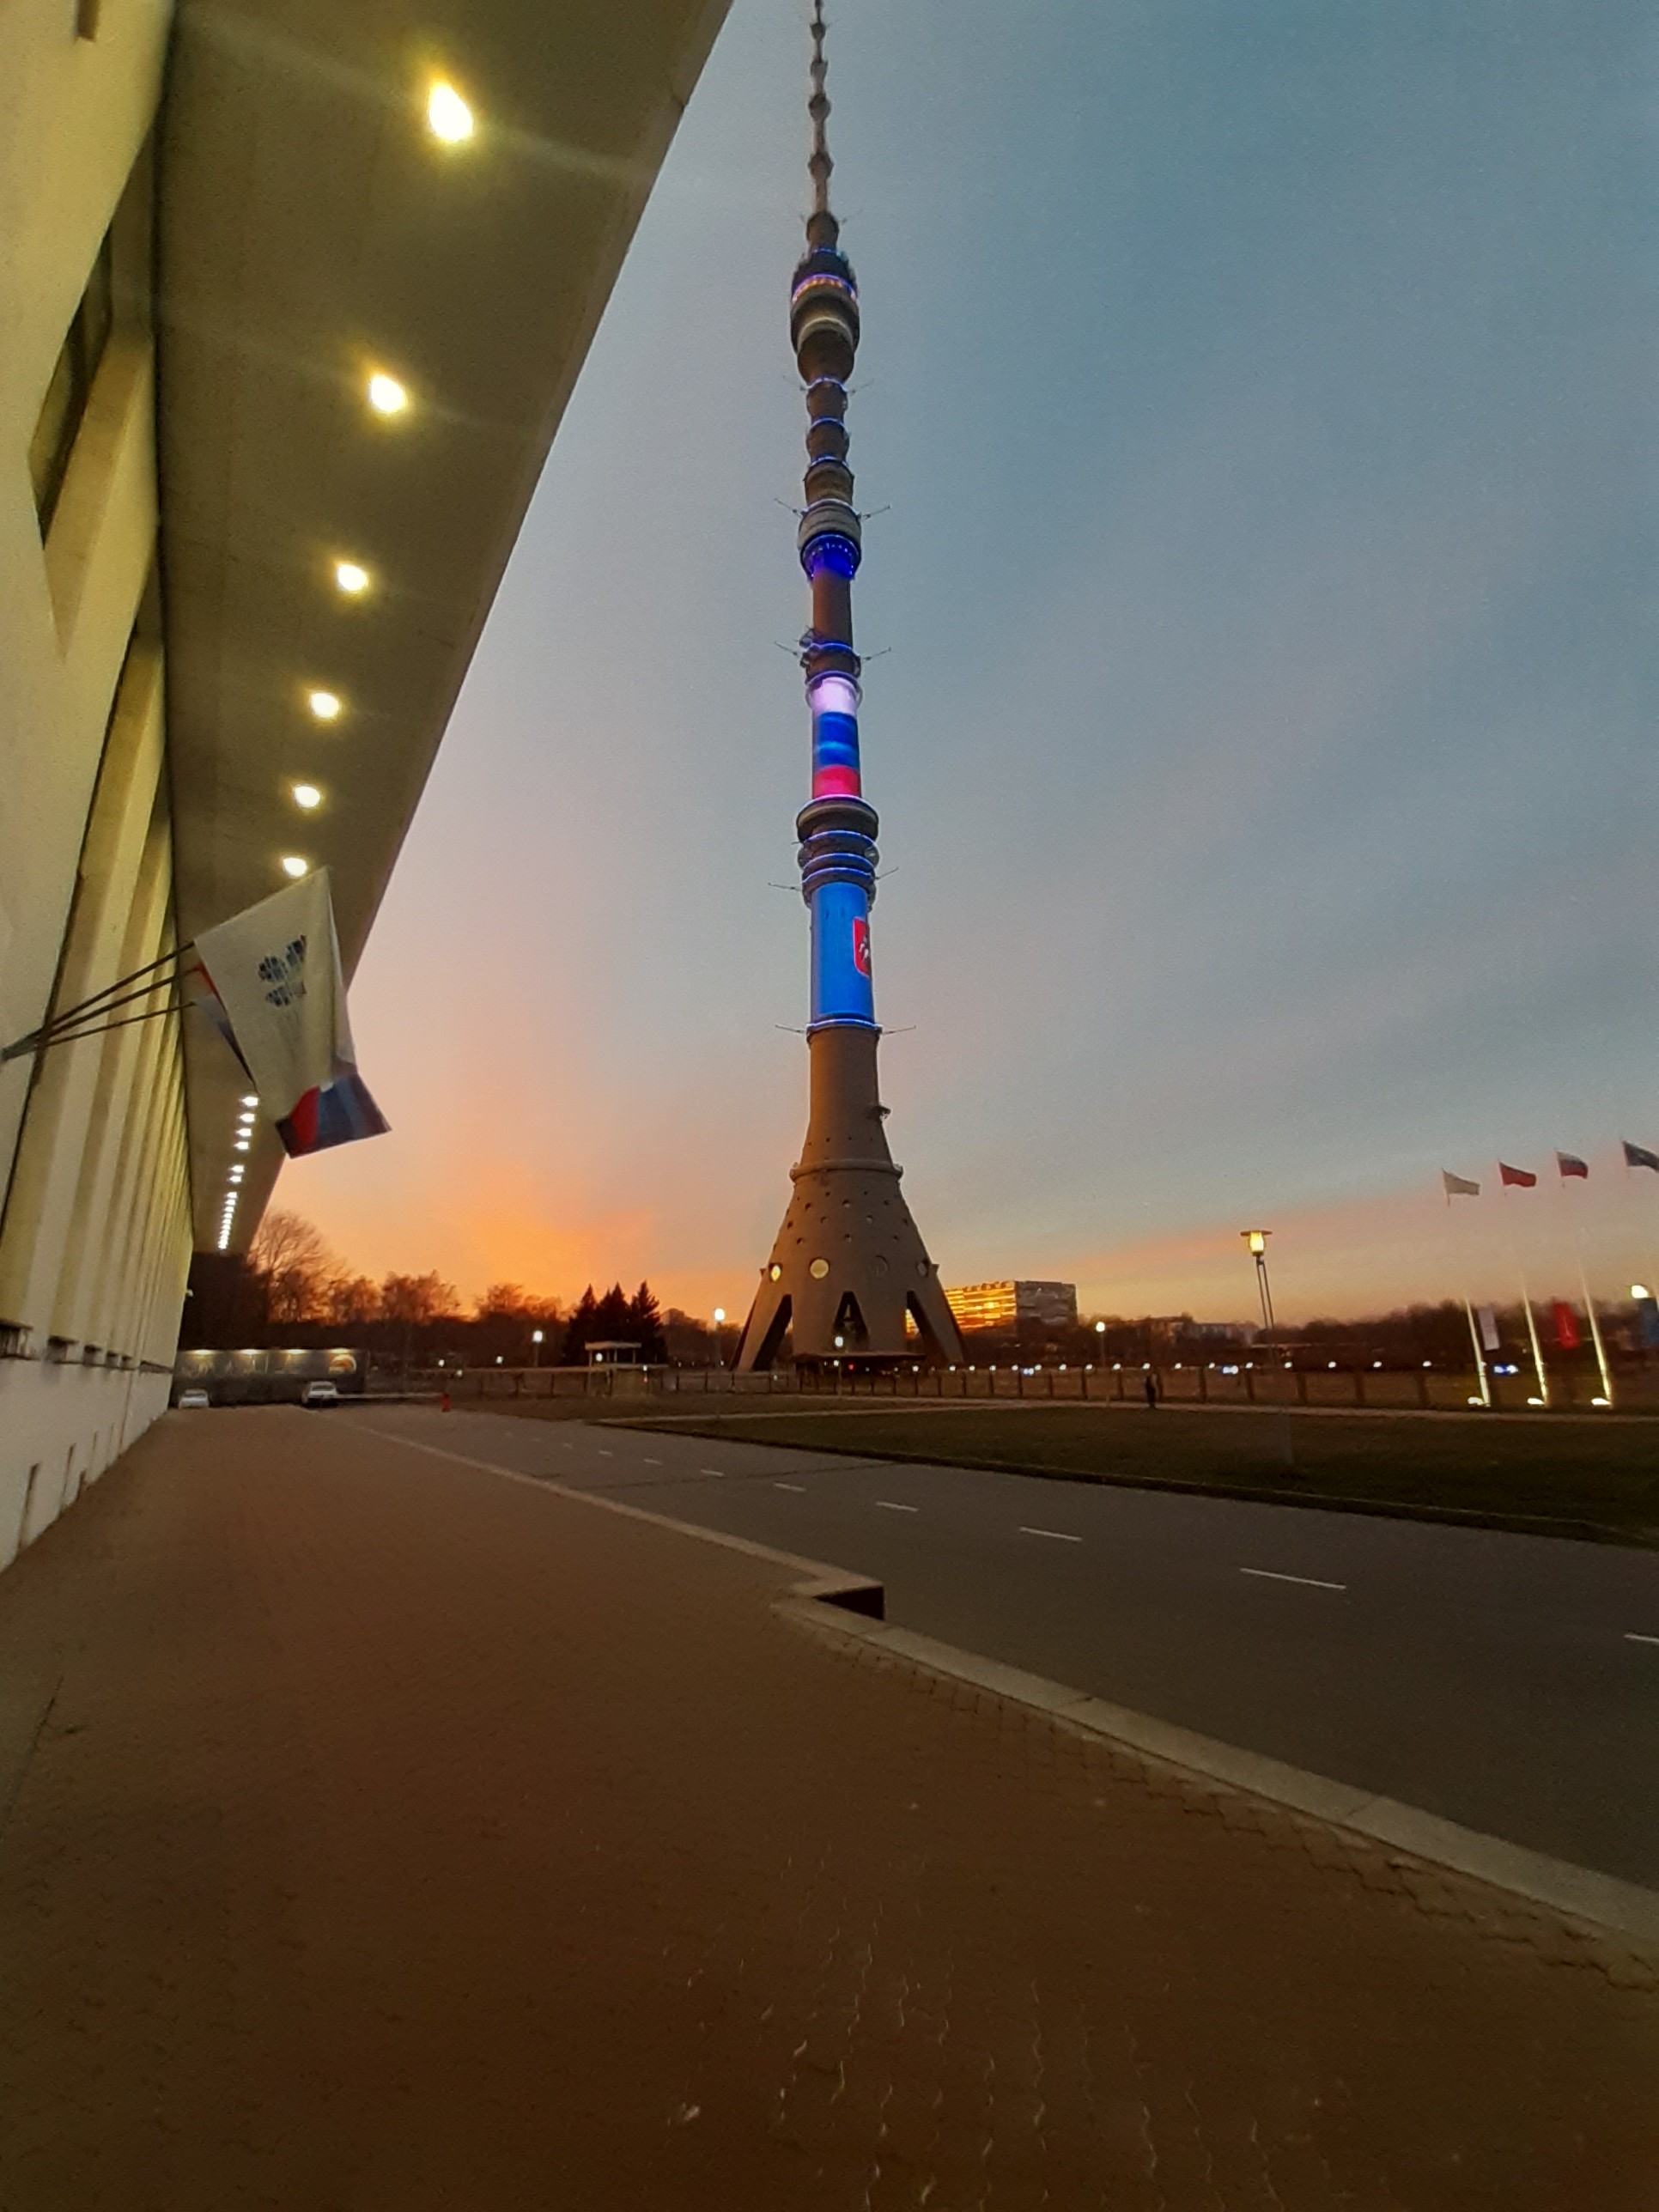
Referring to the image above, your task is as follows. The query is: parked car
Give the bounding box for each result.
[301,1380,340,1407]
[177,1389,211,1410]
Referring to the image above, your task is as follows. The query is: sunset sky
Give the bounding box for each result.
[292,0,1653,1325]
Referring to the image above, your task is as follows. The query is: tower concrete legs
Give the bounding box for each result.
[735,1024,962,1370]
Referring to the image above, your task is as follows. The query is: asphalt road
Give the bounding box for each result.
[366,1406,1659,1888]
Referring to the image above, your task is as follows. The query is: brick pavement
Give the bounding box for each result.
[0,1407,1653,2210]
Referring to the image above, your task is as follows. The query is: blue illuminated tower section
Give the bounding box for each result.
[736,4,963,1372]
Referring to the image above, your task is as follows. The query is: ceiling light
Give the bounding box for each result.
[281,856,308,879]
[334,560,369,594]
[292,782,322,810]
[241,1095,258,1107]
[427,81,474,143]
[234,1140,250,1152]
[307,690,340,721]
[367,372,407,416]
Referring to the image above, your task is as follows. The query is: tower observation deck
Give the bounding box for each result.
[735,3,963,1372]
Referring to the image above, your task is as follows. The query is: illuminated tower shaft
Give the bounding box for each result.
[736,5,963,1371]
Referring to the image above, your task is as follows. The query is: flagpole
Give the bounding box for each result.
[1516,1267,1549,1407]
[1463,1295,1491,1407]
[1557,1152,1613,1409]
[1495,1162,1550,1407]
[1,951,197,1064]
[1577,1264,1613,1406]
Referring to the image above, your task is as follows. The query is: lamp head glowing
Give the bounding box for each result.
[334,560,369,595]
[291,783,322,811]
[281,856,308,879]
[307,690,341,722]
[1634,1285,1653,1302]
[1243,1229,1269,1255]
[367,372,407,416]
[427,82,474,143]
[713,1308,726,1325]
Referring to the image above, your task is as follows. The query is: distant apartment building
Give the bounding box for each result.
[945,1281,1079,1334]
[1147,1316,1254,1346]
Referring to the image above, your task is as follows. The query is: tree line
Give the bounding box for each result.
[186,1211,717,1367]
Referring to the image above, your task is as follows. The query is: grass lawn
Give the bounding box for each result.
[616,1401,1659,1545]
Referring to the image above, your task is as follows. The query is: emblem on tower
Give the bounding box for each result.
[733,2,963,1374]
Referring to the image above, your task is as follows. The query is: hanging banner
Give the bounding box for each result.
[1552,1300,1581,1351]
[194,868,389,1158]
[1476,1304,1500,1352]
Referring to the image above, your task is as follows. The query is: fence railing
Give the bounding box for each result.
[416,1359,1657,1413]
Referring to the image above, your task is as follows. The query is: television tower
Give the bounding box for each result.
[735,3,963,1372]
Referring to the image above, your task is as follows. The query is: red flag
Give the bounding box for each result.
[1552,1301,1581,1351]
[1498,1162,1537,1188]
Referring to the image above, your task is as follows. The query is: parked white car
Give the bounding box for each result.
[301,1380,340,1407]
[177,1389,210,1410]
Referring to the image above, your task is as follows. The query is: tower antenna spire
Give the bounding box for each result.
[807,0,833,215]
[732,1,964,1376]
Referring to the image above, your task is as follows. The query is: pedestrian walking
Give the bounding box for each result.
[1143,1371,1158,1410]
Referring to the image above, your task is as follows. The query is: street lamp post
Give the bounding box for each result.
[1242,1230,1275,1340]
[531,1328,544,1368]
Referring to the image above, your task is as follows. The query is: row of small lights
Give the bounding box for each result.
[276,77,476,883]
[229,80,476,1237]
[216,1094,260,1250]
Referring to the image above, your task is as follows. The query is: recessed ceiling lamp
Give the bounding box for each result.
[367,371,408,416]
[307,690,341,721]
[334,560,369,595]
[292,783,322,811]
[241,1096,258,1107]
[281,856,308,879]
[234,1140,251,1153]
[427,81,474,143]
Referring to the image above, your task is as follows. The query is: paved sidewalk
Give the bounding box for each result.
[0,1411,1653,2210]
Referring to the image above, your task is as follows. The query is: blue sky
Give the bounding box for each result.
[298,0,1656,1321]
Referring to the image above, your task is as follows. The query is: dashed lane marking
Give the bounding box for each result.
[700,1468,726,1478]
[1626,1632,1659,1646]
[775,1481,806,1493]
[1019,1526,1081,1542]
[876,1500,919,1513]
[1240,1566,1346,1591]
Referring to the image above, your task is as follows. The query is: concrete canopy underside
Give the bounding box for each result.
[157,0,730,1251]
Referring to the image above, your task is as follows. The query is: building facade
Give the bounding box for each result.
[945,1281,1079,1336]
[0,0,728,1569]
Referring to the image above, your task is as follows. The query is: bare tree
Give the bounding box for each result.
[322,1273,381,1327]
[248,1211,339,1325]
[380,1272,461,1326]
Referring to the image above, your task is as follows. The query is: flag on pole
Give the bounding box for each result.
[1552,1300,1581,1351]
[194,868,389,1158]
[1476,1304,1500,1352]
[1555,1152,1589,1179]
[1442,1170,1480,1200]
[1498,1162,1537,1188]
[1623,1139,1659,1172]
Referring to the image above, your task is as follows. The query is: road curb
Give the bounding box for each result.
[359,1418,1659,1959]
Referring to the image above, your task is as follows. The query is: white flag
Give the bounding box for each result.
[194,869,387,1157]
